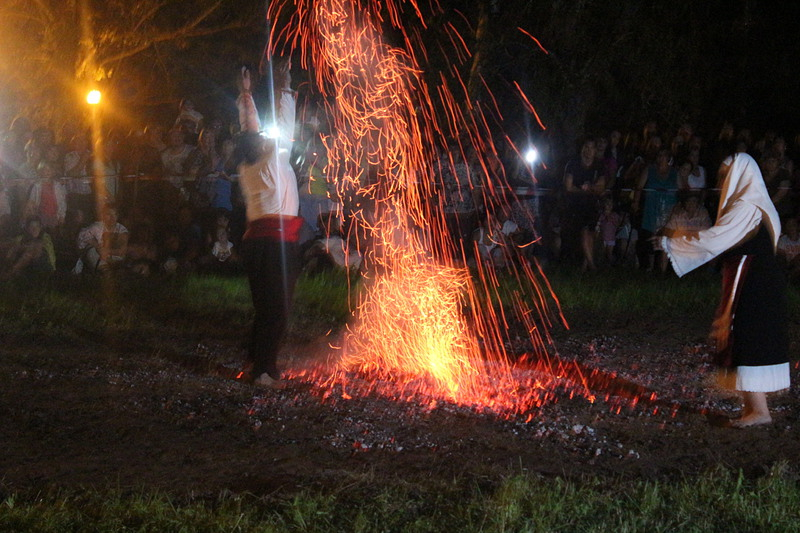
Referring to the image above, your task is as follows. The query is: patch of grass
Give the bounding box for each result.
[0,270,357,349]
[0,266,795,349]
[0,277,113,343]
[294,269,356,323]
[289,269,358,342]
[542,267,722,316]
[476,465,800,532]
[177,275,252,313]
[1,464,798,532]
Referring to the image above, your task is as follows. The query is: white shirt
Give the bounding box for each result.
[238,91,299,220]
[687,167,706,190]
[77,221,128,250]
[212,240,233,261]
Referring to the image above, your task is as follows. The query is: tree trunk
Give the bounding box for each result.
[466,0,490,102]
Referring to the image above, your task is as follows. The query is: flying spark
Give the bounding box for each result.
[271,0,583,416]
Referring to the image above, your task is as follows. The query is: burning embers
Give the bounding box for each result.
[285,356,595,418]
[268,0,575,414]
[343,261,482,400]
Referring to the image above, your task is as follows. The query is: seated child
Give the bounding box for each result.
[212,227,234,262]
[654,192,712,274]
[74,204,128,273]
[0,217,56,279]
[125,221,160,276]
[198,226,241,274]
[302,217,362,274]
[469,211,519,269]
[595,197,621,266]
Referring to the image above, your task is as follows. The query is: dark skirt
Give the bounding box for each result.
[714,226,789,368]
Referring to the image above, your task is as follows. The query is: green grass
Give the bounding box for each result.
[290,269,358,341]
[0,270,354,344]
[545,267,722,315]
[1,266,796,347]
[1,464,798,532]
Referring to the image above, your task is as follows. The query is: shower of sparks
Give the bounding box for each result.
[270,0,586,416]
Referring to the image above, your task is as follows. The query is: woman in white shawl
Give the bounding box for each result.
[657,152,789,427]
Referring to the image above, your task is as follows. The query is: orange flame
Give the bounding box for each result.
[271,0,581,416]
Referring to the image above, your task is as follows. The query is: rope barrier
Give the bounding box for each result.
[2,174,731,195]
[1,173,243,184]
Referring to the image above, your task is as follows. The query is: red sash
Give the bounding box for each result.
[39,181,58,228]
[243,215,304,242]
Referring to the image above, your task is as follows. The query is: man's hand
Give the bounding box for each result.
[240,67,251,93]
[273,58,291,90]
[649,235,664,252]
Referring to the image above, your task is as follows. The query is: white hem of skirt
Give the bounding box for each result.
[717,362,791,392]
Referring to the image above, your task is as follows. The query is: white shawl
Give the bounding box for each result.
[663,153,781,277]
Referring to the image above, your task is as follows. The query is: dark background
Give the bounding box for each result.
[2,0,799,156]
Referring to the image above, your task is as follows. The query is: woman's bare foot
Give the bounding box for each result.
[730,414,772,428]
[729,391,773,428]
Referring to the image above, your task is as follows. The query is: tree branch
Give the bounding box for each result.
[97,0,231,65]
[0,11,50,26]
[181,0,225,32]
[131,1,169,34]
[98,20,247,66]
[28,0,55,24]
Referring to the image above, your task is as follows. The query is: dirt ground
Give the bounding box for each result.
[1,303,799,498]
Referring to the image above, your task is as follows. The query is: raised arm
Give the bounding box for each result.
[272,59,296,142]
[662,201,762,277]
[237,67,261,133]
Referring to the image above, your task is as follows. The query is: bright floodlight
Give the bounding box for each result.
[86,90,102,105]
[524,147,538,164]
[263,124,281,139]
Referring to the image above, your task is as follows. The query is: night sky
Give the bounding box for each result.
[3,1,800,146]
[202,1,800,150]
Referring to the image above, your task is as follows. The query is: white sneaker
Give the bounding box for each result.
[253,373,285,389]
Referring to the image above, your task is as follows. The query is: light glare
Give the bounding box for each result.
[86,90,101,105]
[265,124,281,139]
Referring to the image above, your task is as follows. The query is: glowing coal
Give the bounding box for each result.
[269,0,575,414]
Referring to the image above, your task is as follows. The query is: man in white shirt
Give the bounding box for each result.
[236,60,302,388]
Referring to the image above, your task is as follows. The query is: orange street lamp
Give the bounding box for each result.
[86,89,102,105]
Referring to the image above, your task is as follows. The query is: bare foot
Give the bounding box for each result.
[730,414,772,428]
[253,373,287,390]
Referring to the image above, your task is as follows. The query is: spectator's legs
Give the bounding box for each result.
[581,227,595,271]
[637,229,654,271]
[604,243,615,266]
[84,247,102,271]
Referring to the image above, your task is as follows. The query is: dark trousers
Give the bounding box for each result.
[242,238,300,378]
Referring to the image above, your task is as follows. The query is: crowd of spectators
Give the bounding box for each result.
[0,105,252,278]
[2,102,800,282]
[492,122,800,278]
